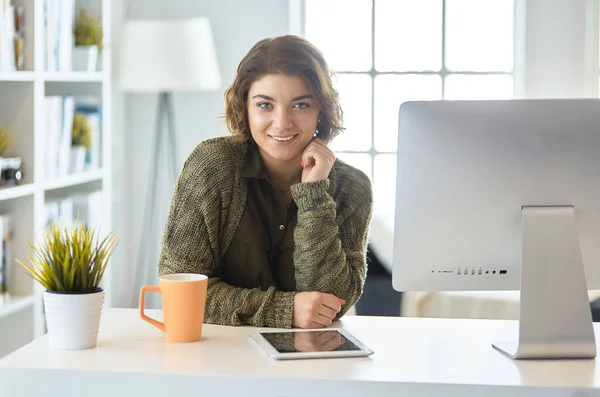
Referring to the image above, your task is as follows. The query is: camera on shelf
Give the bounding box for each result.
[0,157,24,186]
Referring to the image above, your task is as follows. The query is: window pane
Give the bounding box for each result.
[336,153,372,181]
[329,74,372,152]
[444,74,513,100]
[374,154,397,221]
[375,0,442,72]
[305,0,372,72]
[445,0,514,72]
[374,74,442,152]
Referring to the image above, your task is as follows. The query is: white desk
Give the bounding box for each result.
[1,308,600,397]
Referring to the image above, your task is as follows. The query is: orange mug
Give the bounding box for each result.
[139,273,208,343]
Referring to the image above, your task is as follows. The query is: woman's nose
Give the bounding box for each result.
[272,108,293,130]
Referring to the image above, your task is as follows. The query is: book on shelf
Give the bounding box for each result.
[44,0,75,72]
[44,95,102,180]
[45,191,104,231]
[0,0,25,72]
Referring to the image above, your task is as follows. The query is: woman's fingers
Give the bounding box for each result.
[319,305,338,320]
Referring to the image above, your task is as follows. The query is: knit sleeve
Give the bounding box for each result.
[158,142,296,328]
[290,172,373,318]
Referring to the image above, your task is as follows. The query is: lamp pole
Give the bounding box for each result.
[132,92,178,307]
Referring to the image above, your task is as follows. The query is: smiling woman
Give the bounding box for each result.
[247,74,318,168]
[157,35,373,330]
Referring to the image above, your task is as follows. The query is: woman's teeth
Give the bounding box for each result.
[271,135,295,141]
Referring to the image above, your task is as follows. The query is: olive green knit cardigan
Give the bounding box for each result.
[158,136,373,328]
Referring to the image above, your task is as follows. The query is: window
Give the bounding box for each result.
[300,0,516,222]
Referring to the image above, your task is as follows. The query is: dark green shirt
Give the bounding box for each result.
[220,141,298,292]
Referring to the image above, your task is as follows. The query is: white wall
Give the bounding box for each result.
[111,0,290,308]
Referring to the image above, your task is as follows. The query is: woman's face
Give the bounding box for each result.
[247,74,319,164]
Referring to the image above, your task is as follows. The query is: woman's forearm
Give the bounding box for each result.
[291,180,373,313]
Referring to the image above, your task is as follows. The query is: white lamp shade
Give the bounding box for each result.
[119,18,221,92]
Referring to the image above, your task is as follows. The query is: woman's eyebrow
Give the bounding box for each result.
[252,94,275,101]
[251,94,313,101]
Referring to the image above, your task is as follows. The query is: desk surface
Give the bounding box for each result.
[1,308,600,397]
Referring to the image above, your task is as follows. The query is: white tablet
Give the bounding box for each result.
[250,328,374,360]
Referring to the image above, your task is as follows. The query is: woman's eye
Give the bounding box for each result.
[294,102,310,109]
[257,102,272,109]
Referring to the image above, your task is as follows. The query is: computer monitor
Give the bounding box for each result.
[392,98,600,359]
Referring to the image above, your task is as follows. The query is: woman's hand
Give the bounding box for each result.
[292,291,345,328]
[301,138,336,184]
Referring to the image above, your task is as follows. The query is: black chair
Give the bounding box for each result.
[354,244,403,317]
[590,299,600,322]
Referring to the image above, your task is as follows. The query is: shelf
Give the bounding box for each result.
[0,295,35,320]
[0,72,106,83]
[0,0,112,348]
[44,72,105,83]
[0,72,35,82]
[44,169,104,191]
[0,184,35,201]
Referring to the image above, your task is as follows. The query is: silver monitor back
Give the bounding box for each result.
[392,98,600,292]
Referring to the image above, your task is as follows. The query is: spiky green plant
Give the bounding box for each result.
[16,220,118,293]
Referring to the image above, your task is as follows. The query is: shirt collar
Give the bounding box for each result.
[243,137,268,179]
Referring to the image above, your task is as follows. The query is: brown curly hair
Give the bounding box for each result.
[223,35,343,144]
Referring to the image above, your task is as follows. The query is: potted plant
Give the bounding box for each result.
[17,220,118,350]
[72,9,103,72]
[71,112,92,173]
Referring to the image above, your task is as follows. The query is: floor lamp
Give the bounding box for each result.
[119,19,221,307]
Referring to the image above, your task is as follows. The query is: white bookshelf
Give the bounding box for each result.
[0,184,35,201]
[44,72,106,82]
[0,0,111,357]
[44,168,104,190]
[0,72,35,81]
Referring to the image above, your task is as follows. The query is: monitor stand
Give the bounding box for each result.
[492,206,596,359]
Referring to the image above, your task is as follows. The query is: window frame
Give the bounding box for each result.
[292,0,519,150]
[291,0,521,214]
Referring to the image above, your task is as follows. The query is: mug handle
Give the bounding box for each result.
[139,285,165,332]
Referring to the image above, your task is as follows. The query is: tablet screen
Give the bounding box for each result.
[260,330,362,353]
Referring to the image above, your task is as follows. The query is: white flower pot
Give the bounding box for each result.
[43,289,104,350]
[72,45,99,72]
[69,146,86,173]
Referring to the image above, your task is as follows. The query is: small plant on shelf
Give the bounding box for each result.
[72,112,92,149]
[0,127,13,156]
[73,9,103,50]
